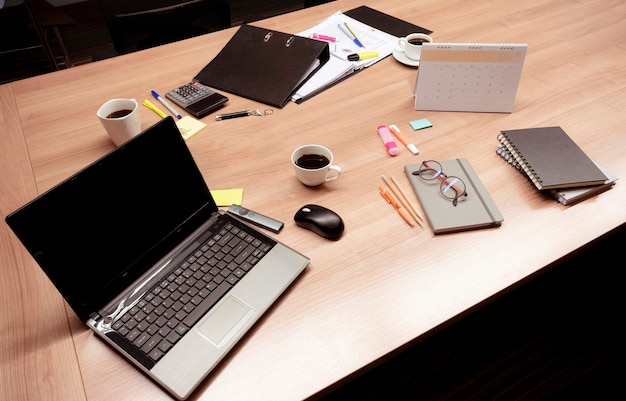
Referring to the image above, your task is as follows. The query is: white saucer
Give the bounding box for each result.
[392,48,420,67]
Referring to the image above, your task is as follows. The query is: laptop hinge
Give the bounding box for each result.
[89,312,102,322]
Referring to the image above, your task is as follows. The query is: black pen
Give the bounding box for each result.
[215,109,273,120]
[215,111,251,120]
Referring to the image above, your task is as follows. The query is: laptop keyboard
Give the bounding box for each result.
[110,217,274,364]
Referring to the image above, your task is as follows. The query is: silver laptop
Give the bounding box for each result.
[5,117,309,400]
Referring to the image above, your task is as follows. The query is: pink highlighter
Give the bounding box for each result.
[310,33,337,42]
[377,125,399,156]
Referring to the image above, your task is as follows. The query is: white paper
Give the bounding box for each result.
[292,12,397,101]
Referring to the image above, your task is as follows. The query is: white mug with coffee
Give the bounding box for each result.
[291,144,342,186]
[97,98,141,147]
[397,33,433,61]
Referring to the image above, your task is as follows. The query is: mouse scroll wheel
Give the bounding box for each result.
[302,207,312,213]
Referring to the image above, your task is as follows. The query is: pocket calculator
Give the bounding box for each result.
[165,81,228,117]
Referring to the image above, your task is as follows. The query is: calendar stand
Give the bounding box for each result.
[413,43,527,113]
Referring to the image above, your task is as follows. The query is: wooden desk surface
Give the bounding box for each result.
[2,0,625,400]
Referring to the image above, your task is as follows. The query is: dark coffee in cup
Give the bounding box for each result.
[408,38,428,45]
[106,109,133,119]
[296,153,330,169]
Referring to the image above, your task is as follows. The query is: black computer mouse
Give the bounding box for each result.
[294,204,344,240]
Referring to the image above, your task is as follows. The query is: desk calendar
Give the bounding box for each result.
[413,43,527,113]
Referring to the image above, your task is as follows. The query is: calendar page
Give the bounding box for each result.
[413,43,527,113]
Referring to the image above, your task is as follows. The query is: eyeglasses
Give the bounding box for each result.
[412,160,468,206]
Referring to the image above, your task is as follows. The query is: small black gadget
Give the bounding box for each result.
[227,205,284,233]
[294,204,344,240]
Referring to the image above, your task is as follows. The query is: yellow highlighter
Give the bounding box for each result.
[347,51,379,61]
[143,99,167,119]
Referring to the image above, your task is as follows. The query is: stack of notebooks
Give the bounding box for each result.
[496,126,617,205]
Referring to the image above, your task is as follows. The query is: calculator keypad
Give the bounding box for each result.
[166,82,215,107]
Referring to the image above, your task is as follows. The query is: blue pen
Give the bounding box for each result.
[151,90,182,119]
[338,23,364,48]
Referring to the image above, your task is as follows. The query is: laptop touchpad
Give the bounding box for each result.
[197,296,255,348]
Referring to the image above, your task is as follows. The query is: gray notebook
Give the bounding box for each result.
[405,159,503,234]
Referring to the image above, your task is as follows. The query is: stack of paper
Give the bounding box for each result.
[292,12,397,102]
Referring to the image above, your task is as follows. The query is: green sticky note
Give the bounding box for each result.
[210,188,243,207]
[409,118,432,131]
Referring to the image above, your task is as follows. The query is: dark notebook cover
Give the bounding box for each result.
[344,5,432,37]
[195,24,329,108]
[496,144,617,205]
[405,159,503,234]
[497,126,608,190]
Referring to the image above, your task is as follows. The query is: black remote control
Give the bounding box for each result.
[226,205,284,233]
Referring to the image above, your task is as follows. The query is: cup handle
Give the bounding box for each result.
[324,165,342,182]
[398,38,407,50]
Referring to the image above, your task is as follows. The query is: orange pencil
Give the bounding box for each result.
[389,175,424,226]
[379,185,414,227]
[382,175,423,227]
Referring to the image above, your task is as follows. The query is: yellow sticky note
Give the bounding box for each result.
[210,188,243,207]
[176,115,207,140]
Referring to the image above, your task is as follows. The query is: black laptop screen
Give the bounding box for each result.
[5,118,217,321]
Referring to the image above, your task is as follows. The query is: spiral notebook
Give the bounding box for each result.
[497,126,608,190]
[496,144,617,205]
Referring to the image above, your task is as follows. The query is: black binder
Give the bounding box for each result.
[194,24,330,108]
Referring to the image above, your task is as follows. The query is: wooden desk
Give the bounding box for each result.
[2,0,625,400]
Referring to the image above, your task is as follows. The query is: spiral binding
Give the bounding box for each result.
[498,133,543,187]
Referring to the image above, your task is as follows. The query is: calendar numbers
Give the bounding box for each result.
[414,44,527,113]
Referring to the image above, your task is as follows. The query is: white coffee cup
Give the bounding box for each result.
[97,98,141,147]
[291,144,342,186]
[397,33,433,61]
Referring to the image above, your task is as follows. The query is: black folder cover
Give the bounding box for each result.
[194,24,330,108]
[344,5,432,37]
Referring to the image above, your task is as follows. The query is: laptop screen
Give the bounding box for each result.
[6,117,217,321]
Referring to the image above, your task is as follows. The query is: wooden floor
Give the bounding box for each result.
[315,224,625,400]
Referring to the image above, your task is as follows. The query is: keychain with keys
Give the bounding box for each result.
[215,109,273,120]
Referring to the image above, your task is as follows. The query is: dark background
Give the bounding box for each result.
[0,0,333,83]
